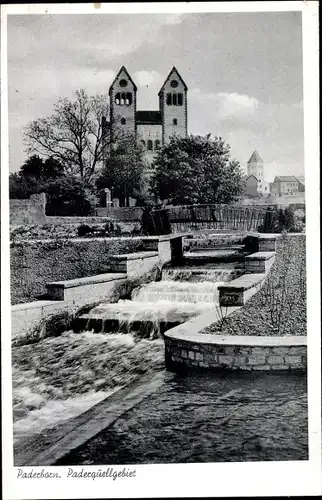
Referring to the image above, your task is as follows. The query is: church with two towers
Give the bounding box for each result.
[107,66,188,162]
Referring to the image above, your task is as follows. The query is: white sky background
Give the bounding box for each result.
[8,11,303,182]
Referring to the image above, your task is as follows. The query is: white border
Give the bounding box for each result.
[1,2,320,499]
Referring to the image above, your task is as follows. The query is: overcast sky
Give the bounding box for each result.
[8,11,303,181]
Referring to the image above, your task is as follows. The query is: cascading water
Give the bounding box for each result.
[12,261,227,444]
[162,267,244,282]
[12,331,165,444]
[78,267,226,337]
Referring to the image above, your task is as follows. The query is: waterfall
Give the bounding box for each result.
[162,267,243,282]
[131,280,223,304]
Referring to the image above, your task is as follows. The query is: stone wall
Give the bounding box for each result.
[46,216,113,225]
[165,335,307,372]
[97,207,143,221]
[10,193,47,225]
[11,276,129,340]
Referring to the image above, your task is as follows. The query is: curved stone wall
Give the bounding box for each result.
[164,232,306,372]
[164,331,307,372]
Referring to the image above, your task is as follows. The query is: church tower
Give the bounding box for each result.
[109,66,137,140]
[247,150,267,193]
[158,67,188,145]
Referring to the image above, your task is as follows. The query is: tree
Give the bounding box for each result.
[9,154,98,216]
[96,134,146,206]
[23,89,113,182]
[45,177,97,216]
[20,154,44,179]
[9,155,65,199]
[9,171,39,199]
[150,134,244,205]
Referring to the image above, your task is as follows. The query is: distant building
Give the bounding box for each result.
[296,175,305,192]
[243,174,259,197]
[246,151,268,193]
[270,176,300,196]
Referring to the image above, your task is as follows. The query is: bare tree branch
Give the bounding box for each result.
[23,89,113,182]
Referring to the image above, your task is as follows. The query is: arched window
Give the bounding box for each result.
[147,140,153,151]
[121,118,126,125]
[155,139,160,150]
[115,92,132,106]
[173,118,178,126]
[141,140,146,147]
[166,93,183,106]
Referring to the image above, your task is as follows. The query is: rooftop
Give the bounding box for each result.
[247,150,263,164]
[136,110,162,125]
[274,176,299,182]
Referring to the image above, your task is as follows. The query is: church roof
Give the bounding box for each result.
[109,66,137,95]
[247,150,263,163]
[244,174,259,182]
[136,110,162,125]
[158,67,188,95]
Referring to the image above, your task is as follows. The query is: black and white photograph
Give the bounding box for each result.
[1,2,320,499]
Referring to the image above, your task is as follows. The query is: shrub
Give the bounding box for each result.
[258,206,300,233]
[77,224,93,237]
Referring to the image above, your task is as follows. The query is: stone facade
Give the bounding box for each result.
[270,176,300,196]
[108,66,188,163]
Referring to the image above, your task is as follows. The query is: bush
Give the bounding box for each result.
[258,206,300,233]
[77,224,93,237]
[46,177,97,216]
[76,222,123,238]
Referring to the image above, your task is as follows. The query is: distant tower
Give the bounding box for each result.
[109,66,137,140]
[247,150,267,193]
[158,67,188,144]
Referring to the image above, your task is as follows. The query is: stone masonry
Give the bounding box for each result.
[165,336,307,372]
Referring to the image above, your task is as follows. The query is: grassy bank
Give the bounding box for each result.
[202,233,306,337]
[10,238,143,305]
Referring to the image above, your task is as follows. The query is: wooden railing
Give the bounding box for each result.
[97,203,276,233]
[159,204,268,232]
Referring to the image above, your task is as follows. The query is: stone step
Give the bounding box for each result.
[187,244,245,253]
[183,249,248,265]
[46,273,127,301]
[109,251,159,274]
[218,273,266,306]
[247,233,279,251]
[245,251,275,274]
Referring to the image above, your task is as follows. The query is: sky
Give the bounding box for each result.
[7,11,304,182]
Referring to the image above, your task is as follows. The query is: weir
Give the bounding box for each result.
[74,242,250,337]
